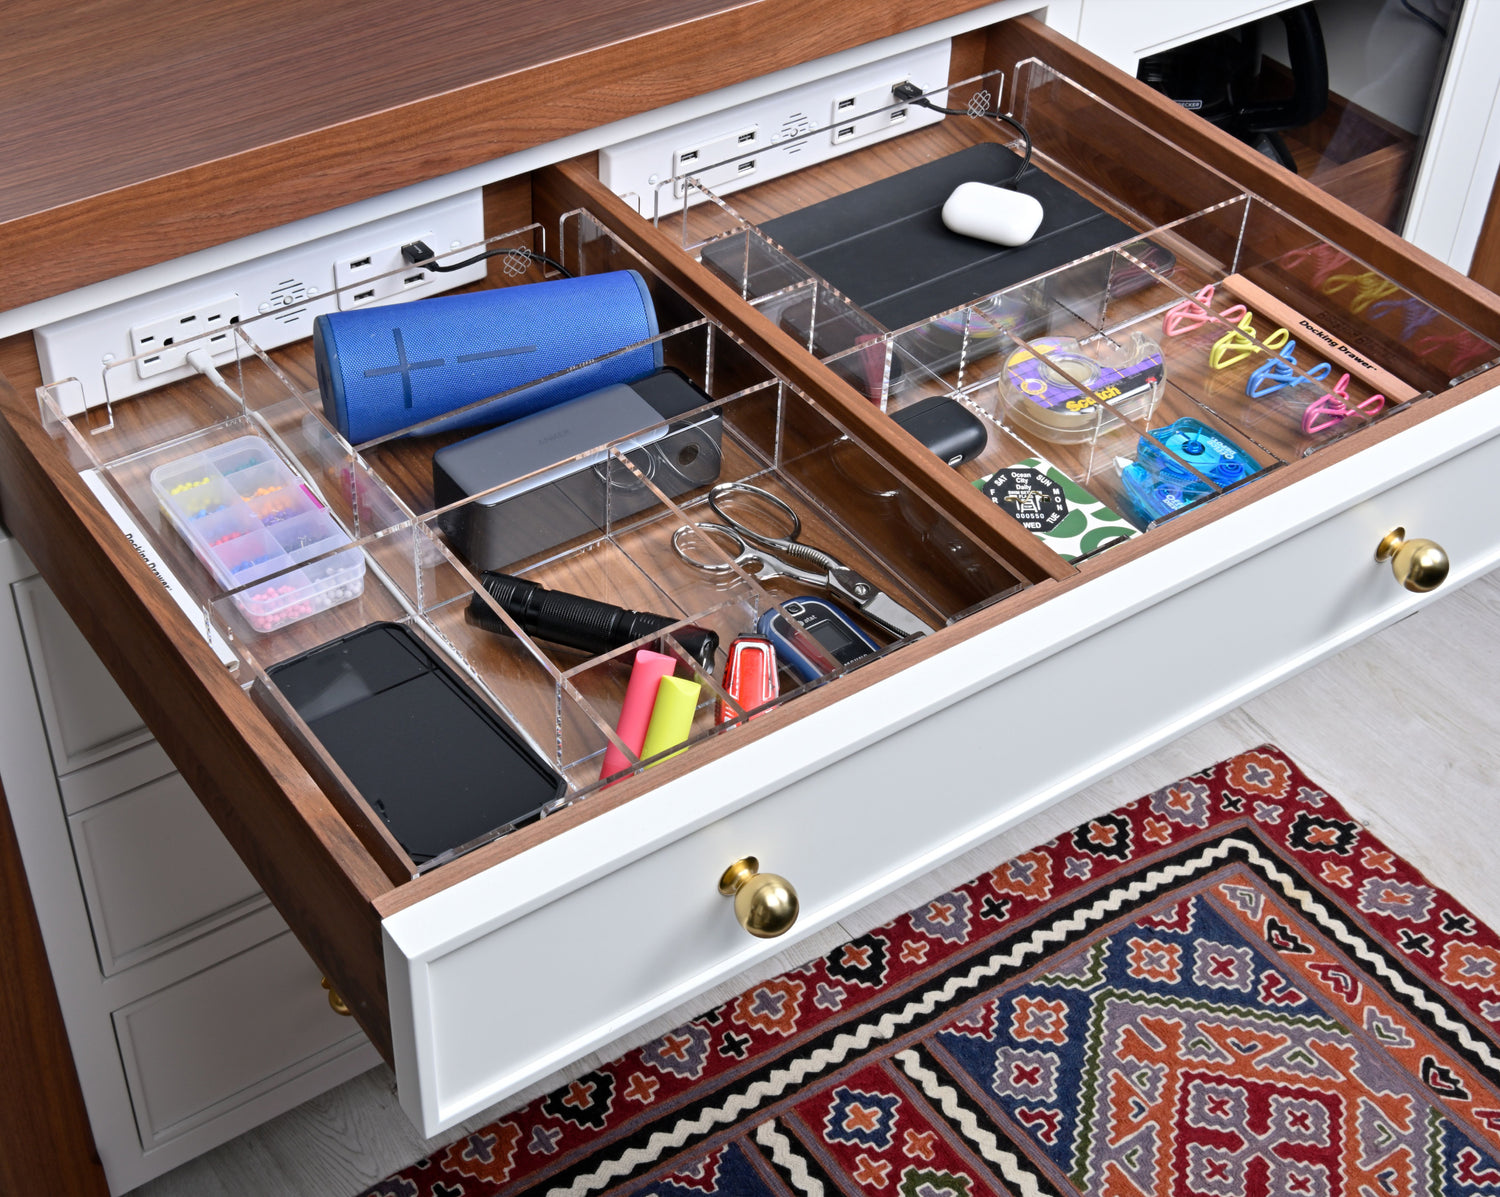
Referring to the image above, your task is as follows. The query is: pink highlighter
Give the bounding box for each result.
[600,648,679,782]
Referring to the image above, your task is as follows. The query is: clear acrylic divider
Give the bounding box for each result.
[1006,58,1244,232]
[38,333,411,624]
[421,342,1033,789]
[1173,195,1500,399]
[208,520,612,871]
[1094,205,1450,461]
[957,285,1289,534]
[39,202,1040,869]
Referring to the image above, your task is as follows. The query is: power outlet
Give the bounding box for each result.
[129,295,241,378]
[673,126,760,198]
[831,81,913,145]
[334,244,435,310]
[599,40,950,218]
[37,190,486,415]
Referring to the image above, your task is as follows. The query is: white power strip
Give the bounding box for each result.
[36,191,487,416]
[599,41,952,219]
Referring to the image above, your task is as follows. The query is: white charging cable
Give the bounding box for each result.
[185,347,242,404]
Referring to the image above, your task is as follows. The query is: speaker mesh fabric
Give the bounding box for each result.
[314,269,661,443]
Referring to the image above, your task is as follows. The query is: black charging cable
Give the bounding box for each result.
[891,81,1033,187]
[400,239,574,278]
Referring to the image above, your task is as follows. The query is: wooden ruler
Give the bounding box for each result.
[1221,273,1419,402]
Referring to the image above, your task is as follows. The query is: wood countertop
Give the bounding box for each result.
[0,0,994,313]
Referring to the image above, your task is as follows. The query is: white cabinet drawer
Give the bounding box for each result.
[70,770,266,975]
[384,383,1500,1134]
[13,575,150,774]
[112,929,369,1149]
[7,5,1500,1157]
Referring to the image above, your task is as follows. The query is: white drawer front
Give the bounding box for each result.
[13,575,150,774]
[70,771,266,975]
[112,930,368,1148]
[386,385,1500,1135]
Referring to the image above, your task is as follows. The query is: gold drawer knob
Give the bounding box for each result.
[321,976,352,1017]
[718,856,799,939]
[1376,527,1449,593]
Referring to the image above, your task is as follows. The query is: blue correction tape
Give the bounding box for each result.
[1118,418,1262,524]
[1116,457,1206,524]
[1137,417,1261,488]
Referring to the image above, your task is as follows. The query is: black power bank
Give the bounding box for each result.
[433,367,723,570]
[267,622,565,865]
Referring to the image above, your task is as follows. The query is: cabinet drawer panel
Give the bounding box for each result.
[70,771,266,975]
[386,388,1500,1134]
[112,929,368,1148]
[13,575,150,773]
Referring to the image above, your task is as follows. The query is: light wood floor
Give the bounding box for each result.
[129,567,1500,1197]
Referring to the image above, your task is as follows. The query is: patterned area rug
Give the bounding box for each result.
[363,745,1500,1197]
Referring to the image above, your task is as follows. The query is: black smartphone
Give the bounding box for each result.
[267,622,565,865]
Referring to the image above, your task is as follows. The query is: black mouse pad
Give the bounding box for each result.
[705,142,1137,331]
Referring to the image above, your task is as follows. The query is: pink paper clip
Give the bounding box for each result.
[1281,244,1352,288]
[1162,285,1215,337]
[1414,329,1496,376]
[1301,373,1386,435]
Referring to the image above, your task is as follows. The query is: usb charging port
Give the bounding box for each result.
[680,149,699,164]
[837,97,856,111]
[738,130,755,143]
[836,125,856,140]
[737,159,757,174]
[404,273,427,285]
[348,256,372,269]
[353,288,376,302]
[890,107,907,121]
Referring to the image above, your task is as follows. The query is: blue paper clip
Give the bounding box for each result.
[1246,341,1300,397]
[1368,295,1439,341]
[1247,340,1333,398]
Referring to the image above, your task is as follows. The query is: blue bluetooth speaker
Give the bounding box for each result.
[313,270,662,443]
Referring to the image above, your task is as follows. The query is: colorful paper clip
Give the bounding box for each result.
[1162,285,1215,337]
[1301,373,1385,435]
[1414,329,1496,376]
[1209,310,1287,371]
[1280,244,1353,288]
[1368,295,1439,341]
[1209,310,1258,370]
[1322,270,1400,315]
[1245,341,1333,398]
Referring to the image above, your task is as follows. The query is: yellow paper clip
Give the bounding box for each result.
[1209,311,1259,370]
[1323,271,1400,315]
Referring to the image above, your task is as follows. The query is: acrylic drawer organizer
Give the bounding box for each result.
[653,61,1500,545]
[150,435,364,632]
[39,209,1035,875]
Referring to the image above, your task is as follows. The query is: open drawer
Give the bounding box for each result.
[637,46,1499,555]
[2,12,1499,1141]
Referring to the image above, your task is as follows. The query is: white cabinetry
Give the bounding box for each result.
[0,534,379,1195]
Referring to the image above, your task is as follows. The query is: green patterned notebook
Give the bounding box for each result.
[976,457,1138,562]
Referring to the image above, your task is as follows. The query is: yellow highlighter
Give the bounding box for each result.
[639,675,702,766]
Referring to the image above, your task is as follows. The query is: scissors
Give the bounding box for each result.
[671,482,934,639]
